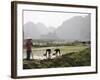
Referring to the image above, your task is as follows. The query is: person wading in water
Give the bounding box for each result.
[25,38,33,60]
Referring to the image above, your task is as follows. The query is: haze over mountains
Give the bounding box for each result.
[24,15,90,41]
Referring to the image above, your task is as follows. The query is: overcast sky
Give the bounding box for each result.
[23,10,89,28]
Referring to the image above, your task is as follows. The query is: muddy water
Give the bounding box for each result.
[23,50,58,60]
[23,47,64,60]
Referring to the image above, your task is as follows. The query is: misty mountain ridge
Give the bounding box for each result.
[56,15,90,41]
[24,15,90,41]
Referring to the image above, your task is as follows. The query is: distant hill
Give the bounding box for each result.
[56,15,90,41]
[24,22,41,39]
[40,32,59,40]
[48,27,56,33]
[24,22,59,40]
[36,23,49,35]
[24,15,90,41]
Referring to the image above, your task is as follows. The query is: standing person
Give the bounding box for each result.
[26,38,33,60]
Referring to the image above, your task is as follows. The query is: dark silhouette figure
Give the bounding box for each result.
[53,49,61,57]
[25,39,33,60]
[43,49,51,59]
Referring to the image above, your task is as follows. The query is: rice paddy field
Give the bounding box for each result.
[23,45,89,60]
[23,42,91,69]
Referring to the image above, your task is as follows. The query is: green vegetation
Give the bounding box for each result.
[30,40,90,48]
[23,48,91,69]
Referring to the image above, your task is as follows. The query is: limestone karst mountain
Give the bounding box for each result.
[24,15,90,41]
[56,15,90,41]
